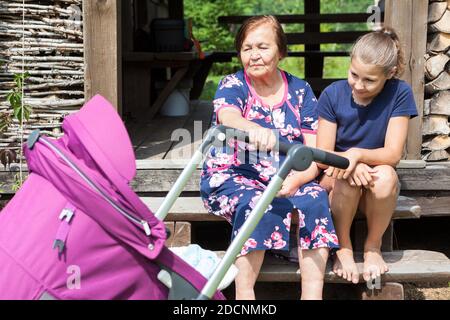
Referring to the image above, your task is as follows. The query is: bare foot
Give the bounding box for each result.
[333,248,359,284]
[363,248,389,282]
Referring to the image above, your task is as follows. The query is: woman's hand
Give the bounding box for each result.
[347,163,378,188]
[248,127,277,151]
[324,148,361,180]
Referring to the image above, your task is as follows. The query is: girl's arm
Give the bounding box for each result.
[350,116,409,167]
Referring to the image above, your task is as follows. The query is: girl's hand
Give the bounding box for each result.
[325,148,361,180]
[277,174,302,198]
[248,127,277,151]
[348,163,378,188]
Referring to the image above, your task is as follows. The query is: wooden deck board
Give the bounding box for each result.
[141,196,421,221]
[130,100,213,160]
[257,250,450,283]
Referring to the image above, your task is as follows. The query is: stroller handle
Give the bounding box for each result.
[214,125,349,170]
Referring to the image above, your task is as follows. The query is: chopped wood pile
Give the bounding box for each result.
[423,0,450,161]
[0,0,84,155]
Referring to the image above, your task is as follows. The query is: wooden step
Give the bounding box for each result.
[142,195,421,222]
[217,250,450,284]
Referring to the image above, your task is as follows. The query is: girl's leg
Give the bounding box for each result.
[359,165,398,281]
[323,175,362,284]
[298,247,329,300]
[234,250,265,300]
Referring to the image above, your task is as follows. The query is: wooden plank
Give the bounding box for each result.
[360,282,405,300]
[121,0,134,53]
[305,0,323,79]
[168,0,184,19]
[305,78,343,93]
[132,159,426,170]
[141,196,421,222]
[286,31,367,45]
[385,0,428,160]
[83,0,122,115]
[396,160,426,169]
[397,165,450,190]
[165,221,191,247]
[218,13,379,24]
[132,115,189,160]
[130,165,450,192]
[2,164,450,193]
[3,159,422,172]
[123,52,198,62]
[255,250,450,283]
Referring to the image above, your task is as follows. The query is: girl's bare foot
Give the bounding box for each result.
[333,248,359,284]
[363,248,389,282]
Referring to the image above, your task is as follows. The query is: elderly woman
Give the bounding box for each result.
[200,15,339,300]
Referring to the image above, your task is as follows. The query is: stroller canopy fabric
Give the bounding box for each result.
[0,95,224,300]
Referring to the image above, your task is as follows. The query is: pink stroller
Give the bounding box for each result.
[0,95,225,300]
[0,95,348,300]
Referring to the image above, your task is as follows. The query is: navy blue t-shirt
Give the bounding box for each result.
[316,79,418,152]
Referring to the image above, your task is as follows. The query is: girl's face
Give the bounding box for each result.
[240,23,281,80]
[348,56,395,102]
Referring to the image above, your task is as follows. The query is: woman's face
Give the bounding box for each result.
[348,56,395,102]
[240,23,281,80]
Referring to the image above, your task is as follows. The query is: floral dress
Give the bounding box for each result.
[200,70,339,256]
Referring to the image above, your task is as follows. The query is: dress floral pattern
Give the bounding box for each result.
[200,70,339,256]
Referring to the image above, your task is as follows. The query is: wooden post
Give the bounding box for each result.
[384,0,428,160]
[168,0,184,20]
[304,0,323,83]
[83,0,122,115]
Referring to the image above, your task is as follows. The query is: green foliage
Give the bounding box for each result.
[185,0,374,93]
[1,72,32,133]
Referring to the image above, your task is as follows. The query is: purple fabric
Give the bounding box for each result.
[0,95,225,300]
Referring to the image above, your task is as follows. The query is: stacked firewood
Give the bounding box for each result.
[423,0,450,161]
[0,0,84,155]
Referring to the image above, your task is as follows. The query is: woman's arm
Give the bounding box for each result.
[218,108,259,131]
[218,108,277,151]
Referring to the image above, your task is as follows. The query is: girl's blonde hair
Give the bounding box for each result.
[350,27,405,78]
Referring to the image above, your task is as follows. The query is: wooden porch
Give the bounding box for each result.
[0,0,448,300]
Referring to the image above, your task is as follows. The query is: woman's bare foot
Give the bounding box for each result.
[333,248,359,284]
[363,248,389,282]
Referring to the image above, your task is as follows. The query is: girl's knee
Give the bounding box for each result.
[371,165,399,198]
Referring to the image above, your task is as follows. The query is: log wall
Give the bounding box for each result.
[423,0,450,161]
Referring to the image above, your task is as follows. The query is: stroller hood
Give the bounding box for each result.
[62,94,136,183]
[0,95,225,300]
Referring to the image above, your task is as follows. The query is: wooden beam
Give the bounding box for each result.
[384,0,428,160]
[304,0,322,79]
[83,0,122,115]
[168,0,184,19]
[218,13,382,24]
